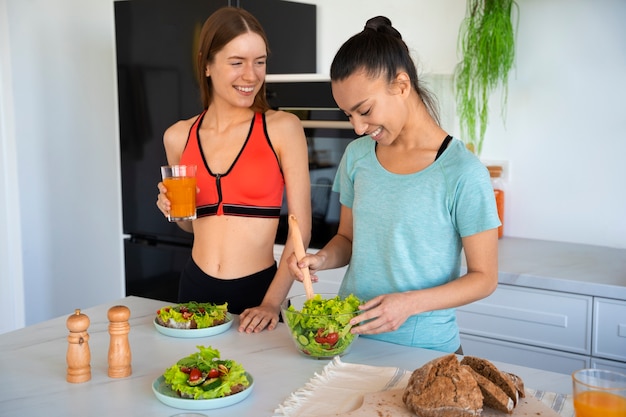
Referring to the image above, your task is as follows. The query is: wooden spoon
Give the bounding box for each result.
[288,214,315,300]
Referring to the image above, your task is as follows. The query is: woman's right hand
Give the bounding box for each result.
[156,181,171,218]
[286,251,322,284]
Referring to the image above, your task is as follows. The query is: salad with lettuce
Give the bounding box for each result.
[283,294,361,358]
[163,345,250,400]
[156,302,229,329]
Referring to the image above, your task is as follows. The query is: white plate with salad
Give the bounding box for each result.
[152,345,253,410]
[154,302,233,338]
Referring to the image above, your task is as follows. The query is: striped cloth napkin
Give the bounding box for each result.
[526,388,574,417]
[274,357,574,417]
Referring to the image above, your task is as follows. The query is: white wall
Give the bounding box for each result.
[0,0,25,334]
[0,0,125,333]
[1,0,624,332]
[302,0,626,249]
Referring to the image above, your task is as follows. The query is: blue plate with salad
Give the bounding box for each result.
[152,345,254,410]
[154,302,232,338]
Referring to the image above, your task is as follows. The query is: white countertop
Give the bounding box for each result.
[0,296,572,417]
[484,237,626,300]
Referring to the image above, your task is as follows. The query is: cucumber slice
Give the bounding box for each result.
[187,375,206,387]
[297,334,309,346]
[201,377,222,391]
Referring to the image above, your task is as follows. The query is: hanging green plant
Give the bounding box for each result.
[454,0,518,155]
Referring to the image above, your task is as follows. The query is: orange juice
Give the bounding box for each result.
[493,188,504,238]
[574,391,626,417]
[163,176,196,220]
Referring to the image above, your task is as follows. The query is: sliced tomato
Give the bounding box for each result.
[314,330,326,344]
[325,332,339,346]
[188,367,202,382]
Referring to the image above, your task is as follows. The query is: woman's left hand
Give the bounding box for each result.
[349,292,414,335]
[238,304,279,333]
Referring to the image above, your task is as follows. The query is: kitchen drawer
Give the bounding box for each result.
[593,297,626,362]
[457,284,592,354]
[591,357,626,374]
[460,334,590,375]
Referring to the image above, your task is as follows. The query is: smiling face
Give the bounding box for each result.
[332,70,409,145]
[205,31,267,109]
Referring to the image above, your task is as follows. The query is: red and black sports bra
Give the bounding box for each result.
[179,111,284,218]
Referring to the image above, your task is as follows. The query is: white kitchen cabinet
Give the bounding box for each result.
[457,284,593,355]
[462,238,626,376]
[457,284,626,375]
[591,357,626,374]
[460,334,590,374]
[593,297,626,362]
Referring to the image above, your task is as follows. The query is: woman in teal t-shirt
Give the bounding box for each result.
[287,16,500,353]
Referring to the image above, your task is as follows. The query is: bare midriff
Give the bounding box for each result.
[191,215,279,279]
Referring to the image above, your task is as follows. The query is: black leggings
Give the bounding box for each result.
[178,257,277,315]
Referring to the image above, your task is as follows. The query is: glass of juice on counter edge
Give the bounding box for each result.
[572,368,626,417]
[161,165,197,222]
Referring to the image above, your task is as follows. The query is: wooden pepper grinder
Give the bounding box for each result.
[107,305,132,378]
[66,308,91,383]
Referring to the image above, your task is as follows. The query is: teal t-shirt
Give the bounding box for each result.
[334,137,500,352]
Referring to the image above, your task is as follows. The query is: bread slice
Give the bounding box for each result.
[402,354,483,417]
[460,356,519,405]
[506,372,526,399]
[464,366,514,414]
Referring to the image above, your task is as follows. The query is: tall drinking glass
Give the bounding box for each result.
[572,368,626,417]
[160,165,197,221]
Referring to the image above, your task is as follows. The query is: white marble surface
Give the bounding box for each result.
[461,237,626,300]
[0,296,573,417]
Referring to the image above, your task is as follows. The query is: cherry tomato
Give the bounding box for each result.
[188,367,202,381]
[180,366,192,374]
[314,328,327,344]
[207,368,220,379]
[325,332,339,346]
[314,328,339,346]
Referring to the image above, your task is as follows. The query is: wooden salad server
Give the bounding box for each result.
[288,214,315,300]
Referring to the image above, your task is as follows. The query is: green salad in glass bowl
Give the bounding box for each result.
[280,293,362,359]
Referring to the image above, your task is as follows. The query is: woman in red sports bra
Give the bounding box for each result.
[156,7,311,333]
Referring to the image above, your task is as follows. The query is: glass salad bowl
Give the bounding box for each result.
[280,293,361,359]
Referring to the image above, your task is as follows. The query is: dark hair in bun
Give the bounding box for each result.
[330,16,440,124]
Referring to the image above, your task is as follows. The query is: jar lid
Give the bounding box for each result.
[487,165,503,178]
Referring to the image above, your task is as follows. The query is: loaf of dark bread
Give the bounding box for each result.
[402,354,483,417]
[403,355,526,416]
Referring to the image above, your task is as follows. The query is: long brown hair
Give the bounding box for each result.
[196,7,270,112]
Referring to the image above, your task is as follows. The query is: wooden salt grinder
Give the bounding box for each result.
[107,305,132,378]
[66,309,91,383]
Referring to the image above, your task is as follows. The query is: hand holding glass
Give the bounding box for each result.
[160,165,197,221]
[572,368,626,417]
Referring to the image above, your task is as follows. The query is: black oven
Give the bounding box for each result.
[266,77,360,249]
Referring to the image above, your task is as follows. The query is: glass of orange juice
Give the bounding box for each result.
[160,165,197,222]
[572,368,626,417]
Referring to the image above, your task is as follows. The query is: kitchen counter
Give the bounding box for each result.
[463,237,626,300]
[0,296,572,417]
[281,237,626,301]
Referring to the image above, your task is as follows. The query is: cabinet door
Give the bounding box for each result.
[239,0,316,74]
[591,357,626,374]
[457,284,592,354]
[461,334,590,375]
[593,297,626,362]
